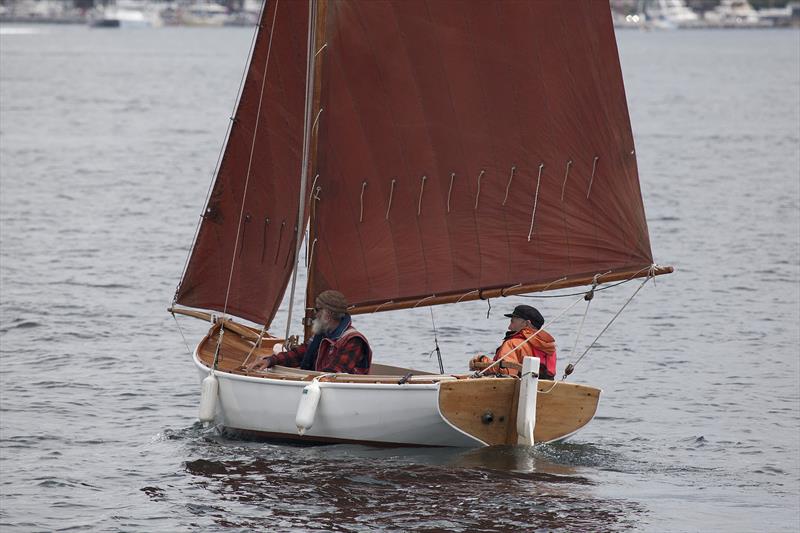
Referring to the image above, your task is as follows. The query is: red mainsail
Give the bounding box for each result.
[311,0,653,311]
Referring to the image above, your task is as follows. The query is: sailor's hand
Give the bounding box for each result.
[468,355,490,371]
[247,355,274,371]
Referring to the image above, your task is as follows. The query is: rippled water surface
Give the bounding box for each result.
[1,24,799,532]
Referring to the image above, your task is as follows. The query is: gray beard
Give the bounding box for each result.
[311,316,326,335]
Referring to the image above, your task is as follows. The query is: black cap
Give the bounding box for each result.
[504,305,544,329]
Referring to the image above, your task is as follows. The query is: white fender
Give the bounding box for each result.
[295,379,322,435]
[198,372,219,423]
[516,356,540,445]
[272,343,284,355]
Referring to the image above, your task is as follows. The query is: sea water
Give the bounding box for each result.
[1,24,798,532]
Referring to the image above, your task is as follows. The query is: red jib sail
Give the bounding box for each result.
[176,1,310,325]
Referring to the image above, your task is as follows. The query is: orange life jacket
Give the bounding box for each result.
[493,326,557,378]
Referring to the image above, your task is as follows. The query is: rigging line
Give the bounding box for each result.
[456,289,479,303]
[538,379,560,394]
[385,179,396,220]
[372,300,395,313]
[447,172,455,213]
[477,292,585,376]
[284,0,318,343]
[567,275,598,368]
[586,156,599,199]
[567,272,653,376]
[170,311,194,355]
[417,175,427,216]
[306,237,318,270]
[500,283,523,297]
[413,295,436,308]
[311,108,323,135]
[173,0,265,304]
[428,307,445,374]
[305,175,319,266]
[359,181,367,222]
[542,276,568,291]
[217,0,281,362]
[527,163,544,241]
[560,159,573,202]
[474,169,485,210]
[242,330,266,368]
[517,266,649,299]
[308,174,320,205]
[502,166,516,206]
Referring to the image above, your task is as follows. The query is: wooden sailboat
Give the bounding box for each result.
[170,0,672,447]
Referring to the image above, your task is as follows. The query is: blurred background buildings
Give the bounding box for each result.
[0,0,798,28]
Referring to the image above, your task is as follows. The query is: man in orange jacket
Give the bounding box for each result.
[469,305,557,379]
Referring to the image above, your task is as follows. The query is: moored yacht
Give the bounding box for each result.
[645,0,701,29]
[704,0,766,27]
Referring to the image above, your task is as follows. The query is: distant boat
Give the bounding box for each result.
[645,0,701,29]
[704,0,767,27]
[89,2,160,28]
[179,2,230,27]
[171,0,673,447]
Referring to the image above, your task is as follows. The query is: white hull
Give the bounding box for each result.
[193,349,483,447]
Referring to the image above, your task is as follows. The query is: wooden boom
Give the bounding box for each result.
[349,264,674,315]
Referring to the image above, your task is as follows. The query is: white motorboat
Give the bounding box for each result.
[705,0,766,27]
[645,0,701,29]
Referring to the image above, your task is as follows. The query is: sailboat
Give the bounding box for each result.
[170,0,673,447]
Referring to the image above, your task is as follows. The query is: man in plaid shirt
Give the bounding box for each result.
[247,290,372,374]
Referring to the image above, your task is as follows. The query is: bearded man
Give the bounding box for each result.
[246,290,372,374]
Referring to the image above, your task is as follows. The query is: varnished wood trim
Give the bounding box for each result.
[350,265,673,315]
[438,379,601,444]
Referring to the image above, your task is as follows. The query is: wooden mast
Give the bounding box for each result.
[303,0,328,342]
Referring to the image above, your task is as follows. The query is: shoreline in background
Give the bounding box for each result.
[1,0,799,29]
